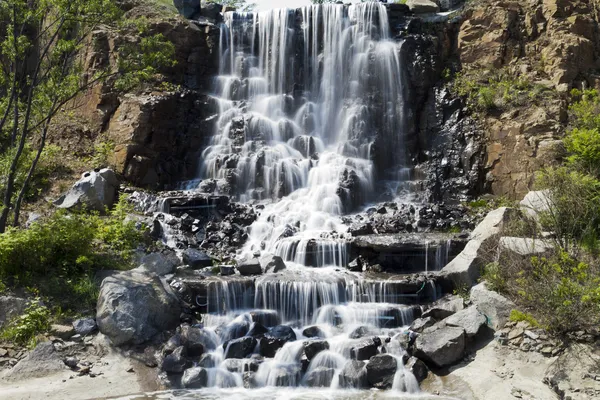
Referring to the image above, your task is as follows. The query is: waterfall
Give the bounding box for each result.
[200,2,407,267]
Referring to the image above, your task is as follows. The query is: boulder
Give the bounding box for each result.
[351,339,379,361]
[247,322,269,337]
[339,360,368,388]
[470,282,515,330]
[2,342,66,381]
[470,207,513,243]
[182,248,213,269]
[349,326,371,339]
[250,310,279,327]
[303,325,326,338]
[201,1,222,20]
[422,297,465,320]
[366,354,397,389]
[438,240,483,290]
[443,306,487,338]
[182,367,209,389]
[220,265,235,276]
[520,190,550,219]
[406,0,439,14]
[54,169,118,212]
[96,270,182,346]
[161,346,191,374]
[413,325,466,368]
[72,318,98,336]
[304,340,329,361]
[236,257,262,276]
[259,253,286,273]
[405,356,428,383]
[304,366,335,387]
[347,257,364,272]
[259,325,296,358]
[410,317,436,333]
[270,365,302,386]
[137,251,180,276]
[173,0,201,19]
[224,336,257,359]
[243,371,257,388]
[0,296,28,329]
[498,237,554,257]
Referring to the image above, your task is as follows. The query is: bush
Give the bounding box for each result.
[0,299,50,347]
[509,309,539,327]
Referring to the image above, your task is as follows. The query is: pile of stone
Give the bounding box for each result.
[495,320,564,357]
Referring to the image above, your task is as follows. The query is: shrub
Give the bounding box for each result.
[1,299,50,347]
[481,262,506,292]
[509,309,539,327]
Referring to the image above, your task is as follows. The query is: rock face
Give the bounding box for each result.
[413,325,466,368]
[96,270,182,346]
[470,282,515,330]
[173,0,201,19]
[54,169,118,212]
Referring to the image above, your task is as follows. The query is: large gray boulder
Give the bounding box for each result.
[406,0,439,13]
[366,354,397,389]
[0,296,28,329]
[1,342,66,381]
[439,207,513,289]
[470,282,514,330]
[54,168,118,212]
[413,325,466,368]
[173,0,201,19]
[498,237,554,257]
[443,306,487,338]
[96,270,182,346]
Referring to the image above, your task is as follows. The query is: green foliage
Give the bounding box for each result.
[509,309,539,327]
[91,141,115,169]
[513,252,600,333]
[481,262,506,292]
[452,69,553,113]
[0,299,50,347]
[536,167,600,252]
[0,196,146,284]
[564,90,600,176]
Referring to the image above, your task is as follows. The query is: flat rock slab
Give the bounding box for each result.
[499,237,554,257]
[1,342,66,381]
[414,325,466,368]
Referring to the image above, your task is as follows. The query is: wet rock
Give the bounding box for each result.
[220,265,235,276]
[97,270,181,346]
[173,0,201,19]
[303,326,326,339]
[443,305,487,338]
[366,354,397,389]
[0,296,28,329]
[198,353,218,368]
[349,326,371,339]
[247,322,269,337]
[222,358,245,372]
[224,336,257,359]
[414,325,466,368]
[410,317,436,333]
[422,297,465,320]
[180,325,218,353]
[405,356,428,383]
[161,346,191,374]
[339,360,368,389]
[259,253,287,273]
[54,169,118,212]
[182,248,213,269]
[250,311,279,327]
[236,257,262,276]
[243,371,257,388]
[347,257,364,272]
[304,340,329,361]
[260,325,297,358]
[351,339,379,361]
[72,318,97,336]
[182,366,208,389]
[163,334,183,355]
[470,282,515,330]
[304,366,335,387]
[272,365,302,386]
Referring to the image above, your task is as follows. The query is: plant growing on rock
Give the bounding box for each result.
[0,299,50,347]
[0,0,175,232]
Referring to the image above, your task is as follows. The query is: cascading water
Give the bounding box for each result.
[200,2,406,268]
[154,3,450,397]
